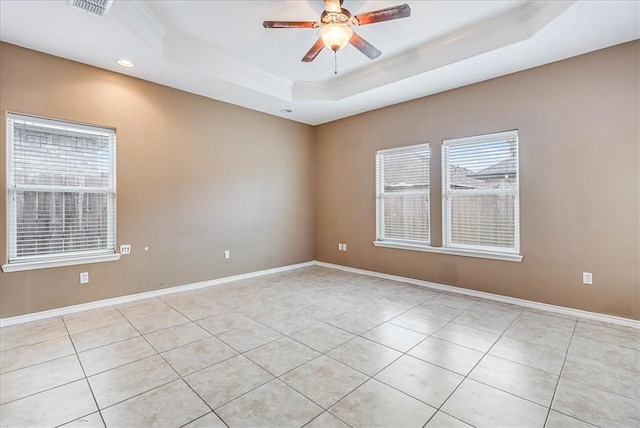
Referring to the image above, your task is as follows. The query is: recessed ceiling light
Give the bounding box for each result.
[280,109,292,114]
[116,59,134,68]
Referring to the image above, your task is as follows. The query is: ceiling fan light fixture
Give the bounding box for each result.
[319,23,353,51]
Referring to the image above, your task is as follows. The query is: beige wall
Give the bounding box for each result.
[0,43,315,318]
[1,41,638,321]
[315,41,640,320]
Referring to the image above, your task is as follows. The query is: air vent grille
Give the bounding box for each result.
[69,0,113,16]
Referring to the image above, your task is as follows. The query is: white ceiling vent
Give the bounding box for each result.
[68,0,113,16]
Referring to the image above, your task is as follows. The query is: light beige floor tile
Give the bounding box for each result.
[504,313,574,352]
[161,336,238,376]
[144,322,211,353]
[0,317,68,351]
[389,311,449,335]
[326,337,401,376]
[375,355,463,408]
[489,335,567,375]
[469,355,559,406]
[326,311,383,335]
[118,299,190,334]
[329,379,436,428]
[430,294,478,310]
[1,355,84,404]
[577,318,638,334]
[78,336,156,376]
[408,336,484,375]
[216,322,282,352]
[196,311,256,335]
[516,311,577,332]
[216,379,322,427]
[70,321,140,353]
[281,356,368,409]
[304,411,350,428]
[183,412,228,428]
[552,377,640,428]
[452,307,519,334]
[245,337,319,376]
[88,355,178,409]
[101,379,209,428]
[63,307,126,335]
[362,323,427,352]
[568,335,639,372]
[375,293,423,310]
[563,352,639,399]
[260,309,321,335]
[60,412,105,428]
[574,321,640,350]
[351,301,406,321]
[185,355,273,409]
[0,379,97,428]
[425,411,473,428]
[161,291,228,320]
[412,301,466,321]
[290,323,355,353]
[0,335,75,374]
[442,379,548,428]
[545,411,597,428]
[433,323,499,353]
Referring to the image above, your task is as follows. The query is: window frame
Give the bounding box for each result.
[2,113,120,272]
[442,130,521,258]
[374,143,431,248]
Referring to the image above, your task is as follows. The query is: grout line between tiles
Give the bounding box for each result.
[60,316,108,428]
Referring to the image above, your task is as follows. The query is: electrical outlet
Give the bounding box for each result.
[224,250,230,259]
[120,244,131,255]
[343,243,347,251]
[338,243,342,251]
[583,272,593,285]
[80,272,89,284]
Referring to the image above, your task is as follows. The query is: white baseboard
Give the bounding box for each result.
[315,261,640,330]
[2,259,638,330]
[0,261,314,328]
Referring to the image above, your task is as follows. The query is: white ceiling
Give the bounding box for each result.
[1,1,638,125]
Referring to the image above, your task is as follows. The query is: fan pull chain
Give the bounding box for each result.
[334,50,338,75]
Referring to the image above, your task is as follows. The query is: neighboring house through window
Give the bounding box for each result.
[3,113,118,272]
[442,130,520,256]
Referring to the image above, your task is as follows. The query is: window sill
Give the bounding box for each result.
[373,241,523,262]
[1,253,121,272]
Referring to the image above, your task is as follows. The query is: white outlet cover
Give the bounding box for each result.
[224,250,230,259]
[80,272,89,284]
[343,244,347,251]
[583,272,593,285]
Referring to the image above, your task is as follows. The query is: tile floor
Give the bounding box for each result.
[0,266,638,428]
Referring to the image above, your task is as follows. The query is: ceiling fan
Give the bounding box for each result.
[263,0,411,63]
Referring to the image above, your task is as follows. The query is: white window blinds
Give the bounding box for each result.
[6,113,116,263]
[442,130,519,254]
[376,144,430,245]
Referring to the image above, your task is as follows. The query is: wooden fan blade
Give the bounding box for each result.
[354,4,411,25]
[302,38,325,62]
[262,21,317,28]
[349,32,381,59]
[324,0,342,13]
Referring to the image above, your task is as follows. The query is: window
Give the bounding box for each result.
[442,130,519,256]
[375,143,430,247]
[4,113,118,272]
